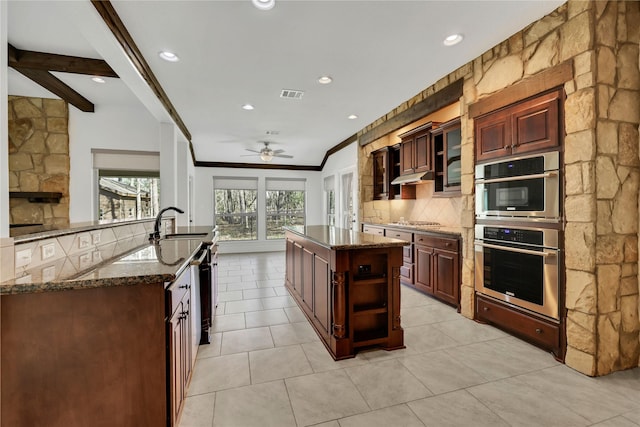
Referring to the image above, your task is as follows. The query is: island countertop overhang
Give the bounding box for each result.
[284,225,409,250]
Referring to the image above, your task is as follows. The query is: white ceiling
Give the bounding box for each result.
[7,0,565,166]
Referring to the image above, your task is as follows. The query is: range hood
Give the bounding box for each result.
[390,171,434,185]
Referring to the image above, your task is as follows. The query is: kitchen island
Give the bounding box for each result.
[1,225,217,427]
[285,225,408,359]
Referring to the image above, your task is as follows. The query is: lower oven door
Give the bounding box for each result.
[474,239,559,320]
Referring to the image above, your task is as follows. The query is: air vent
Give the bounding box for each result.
[280,89,304,99]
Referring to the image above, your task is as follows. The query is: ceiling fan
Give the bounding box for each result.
[243,141,293,162]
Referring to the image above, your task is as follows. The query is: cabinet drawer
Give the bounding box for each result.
[362,225,384,236]
[414,234,458,251]
[400,264,413,283]
[385,229,413,242]
[402,245,413,263]
[167,268,191,316]
[476,295,559,352]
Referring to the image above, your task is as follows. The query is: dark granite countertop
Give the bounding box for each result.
[285,225,409,250]
[1,227,217,295]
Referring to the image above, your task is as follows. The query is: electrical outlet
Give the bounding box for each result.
[92,232,101,245]
[41,243,55,260]
[42,266,56,282]
[78,235,90,249]
[79,253,91,269]
[16,249,32,268]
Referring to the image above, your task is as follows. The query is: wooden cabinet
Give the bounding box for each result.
[398,122,436,175]
[285,228,404,359]
[362,224,385,236]
[475,89,561,162]
[414,232,460,308]
[362,224,461,308]
[475,294,564,361]
[432,118,461,194]
[373,147,391,200]
[167,266,193,426]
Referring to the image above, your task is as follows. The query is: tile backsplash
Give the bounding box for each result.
[11,219,174,282]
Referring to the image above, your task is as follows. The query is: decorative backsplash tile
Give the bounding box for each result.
[11,218,175,275]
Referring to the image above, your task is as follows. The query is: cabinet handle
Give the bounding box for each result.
[535,328,542,334]
[179,284,190,289]
[483,307,489,311]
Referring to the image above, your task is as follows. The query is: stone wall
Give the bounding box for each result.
[8,96,70,228]
[357,0,640,376]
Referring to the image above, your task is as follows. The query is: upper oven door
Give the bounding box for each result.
[475,151,560,221]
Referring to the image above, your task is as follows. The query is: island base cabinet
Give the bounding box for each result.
[285,230,404,359]
[1,284,167,427]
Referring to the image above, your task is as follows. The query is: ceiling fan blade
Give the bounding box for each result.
[240,153,260,157]
[273,154,294,158]
[271,149,285,154]
[244,148,262,153]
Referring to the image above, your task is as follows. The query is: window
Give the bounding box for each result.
[266,178,306,239]
[93,149,160,221]
[98,173,160,220]
[214,178,258,241]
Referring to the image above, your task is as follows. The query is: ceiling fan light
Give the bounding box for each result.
[252,0,275,11]
[260,152,274,161]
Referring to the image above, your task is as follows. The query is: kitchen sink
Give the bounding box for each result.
[163,232,208,240]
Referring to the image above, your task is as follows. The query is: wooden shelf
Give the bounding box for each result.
[353,304,387,315]
[353,328,388,344]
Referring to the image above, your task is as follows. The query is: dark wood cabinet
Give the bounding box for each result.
[433,248,459,306]
[167,266,193,427]
[372,147,391,200]
[475,89,561,162]
[398,122,436,175]
[475,294,564,361]
[362,224,461,309]
[433,118,461,194]
[400,138,415,175]
[285,228,404,359]
[414,233,459,308]
[414,243,434,294]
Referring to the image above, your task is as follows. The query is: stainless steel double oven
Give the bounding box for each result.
[474,151,561,320]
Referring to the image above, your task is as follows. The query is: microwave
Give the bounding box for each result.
[475,151,560,221]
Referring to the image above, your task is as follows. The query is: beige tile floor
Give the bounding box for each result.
[179,251,640,427]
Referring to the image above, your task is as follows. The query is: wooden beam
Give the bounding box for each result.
[12,67,94,112]
[469,60,573,119]
[8,43,118,77]
[194,160,321,171]
[91,0,192,144]
[318,133,358,170]
[359,79,463,146]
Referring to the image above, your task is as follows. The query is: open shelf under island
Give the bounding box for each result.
[284,225,409,359]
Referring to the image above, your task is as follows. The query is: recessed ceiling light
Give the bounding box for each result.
[252,0,275,11]
[318,76,333,85]
[159,51,179,62]
[242,104,255,110]
[443,34,464,46]
[348,114,358,120]
[91,77,106,84]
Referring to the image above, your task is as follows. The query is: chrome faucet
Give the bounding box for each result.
[150,206,184,243]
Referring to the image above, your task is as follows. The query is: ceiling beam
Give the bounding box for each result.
[91,0,194,163]
[8,43,118,77]
[12,66,95,112]
[193,160,322,171]
[358,79,464,147]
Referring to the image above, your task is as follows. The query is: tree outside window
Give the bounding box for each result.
[214,189,258,240]
[266,190,305,239]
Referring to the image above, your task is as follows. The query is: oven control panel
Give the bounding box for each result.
[482,227,543,245]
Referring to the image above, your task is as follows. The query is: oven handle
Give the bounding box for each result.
[475,241,557,258]
[475,171,558,185]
